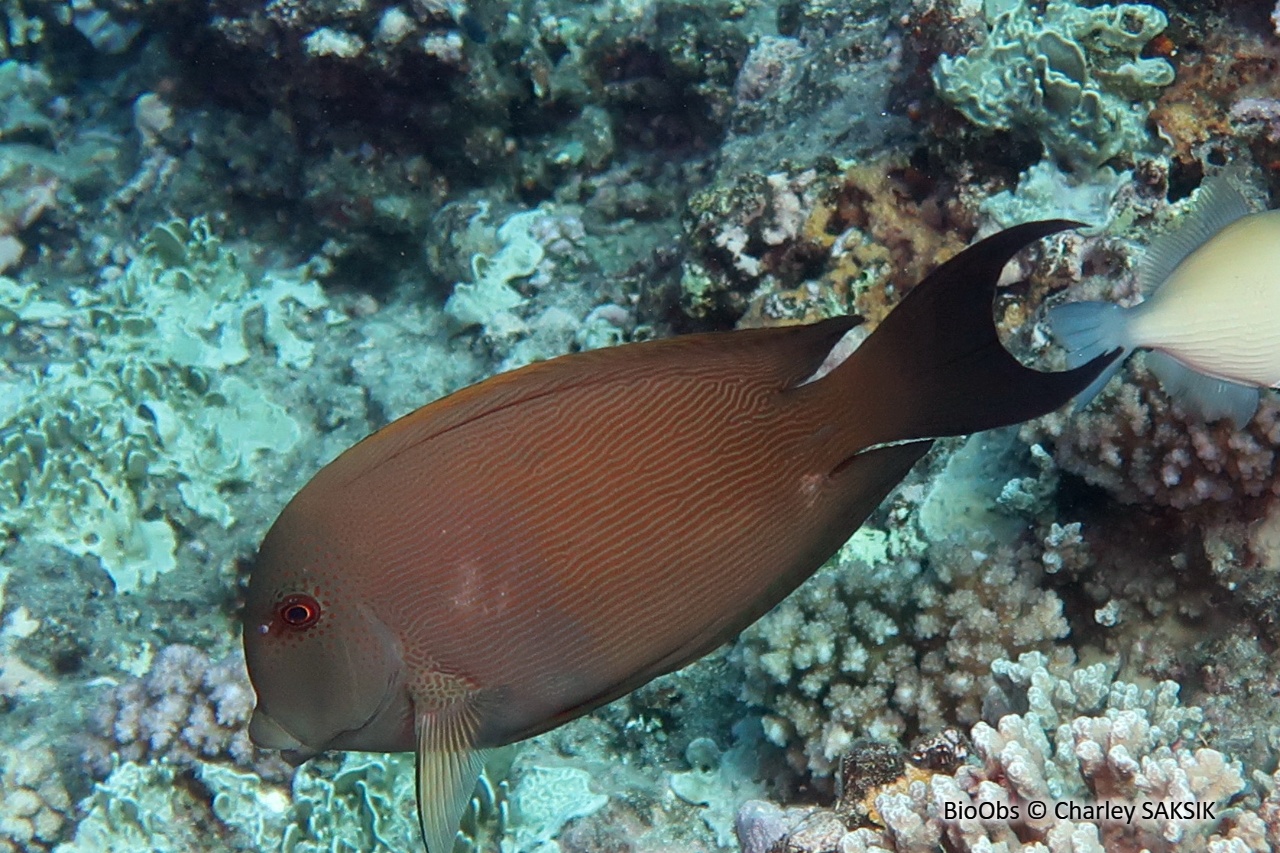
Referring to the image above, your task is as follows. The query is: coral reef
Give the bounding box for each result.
[1150,7,1280,178]
[1233,97,1280,145]
[73,651,510,851]
[732,450,1080,778]
[1,218,327,590]
[81,0,749,196]
[82,644,291,782]
[715,0,911,179]
[0,159,55,273]
[1028,367,1280,510]
[421,197,639,372]
[442,206,546,338]
[0,742,71,853]
[669,730,769,847]
[55,760,211,853]
[680,157,969,329]
[508,763,608,851]
[0,61,62,273]
[63,746,507,852]
[932,0,1175,170]
[1012,169,1280,512]
[2,0,1279,850]
[979,160,1130,231]
[737,652,1261,853]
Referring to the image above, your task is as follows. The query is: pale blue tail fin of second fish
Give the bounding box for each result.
[1046,300,1131,408]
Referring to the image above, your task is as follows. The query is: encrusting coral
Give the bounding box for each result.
[0,61,62,274]
[1150,7,1280,176]
[0,741,72,853]
[680,157,969,329]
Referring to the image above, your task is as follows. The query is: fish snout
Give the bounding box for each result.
[248,707,319,765]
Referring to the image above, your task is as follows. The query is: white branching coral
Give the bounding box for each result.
[738,652,1260,853]
[734,479,1077,777]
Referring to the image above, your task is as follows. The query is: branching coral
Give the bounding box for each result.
[738,653,1257,853]
[1027,369,1280,510]
[733,474,1076,778]
[995,163,1280,511]
[82,644,291,783]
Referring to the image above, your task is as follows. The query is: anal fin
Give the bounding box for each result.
[1145,350,1260,428]
[416,705,486,853]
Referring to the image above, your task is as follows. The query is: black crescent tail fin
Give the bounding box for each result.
[828,220,1121,446]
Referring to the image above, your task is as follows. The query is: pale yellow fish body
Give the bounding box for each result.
[1130,209,1280,388]
[1049,175,1280,426]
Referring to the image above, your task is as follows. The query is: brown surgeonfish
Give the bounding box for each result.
[243,221,1118,852]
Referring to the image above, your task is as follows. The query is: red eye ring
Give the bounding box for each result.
[277,594,321,629]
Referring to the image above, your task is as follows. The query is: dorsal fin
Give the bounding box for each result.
[1138,173,1253,294]
[328,316,859,489]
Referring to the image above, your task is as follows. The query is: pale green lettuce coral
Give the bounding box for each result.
[444,207,545,338]
[55,761,199,853]
[932,0,1175,169]
[283,753,420,852]
[92,218,330,372]
[200,752,507,852]
[0,219,333,592]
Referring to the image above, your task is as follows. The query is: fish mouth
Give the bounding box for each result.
[248,708,320,765]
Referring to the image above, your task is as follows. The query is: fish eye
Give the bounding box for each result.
[277,594,322,629]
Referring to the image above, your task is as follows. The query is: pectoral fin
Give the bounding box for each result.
[415,706,485,853]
